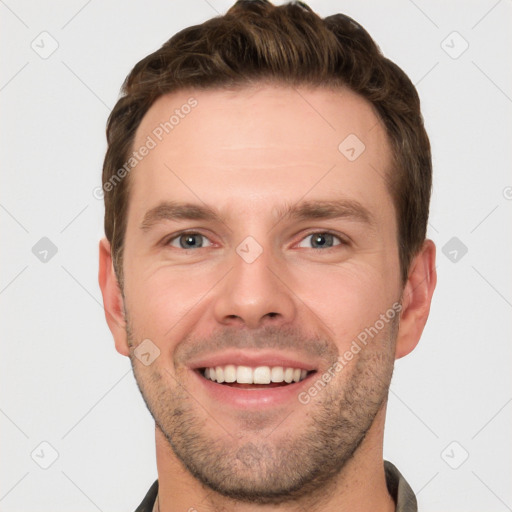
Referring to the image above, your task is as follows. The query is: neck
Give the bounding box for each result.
[154,405,395,512]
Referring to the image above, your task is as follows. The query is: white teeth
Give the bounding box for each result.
[254,366,271,384]
[203,364,310,385]
[215,366,225,383]
[224,364,236,383]
[271,366,284,383]
[236,366,253,384]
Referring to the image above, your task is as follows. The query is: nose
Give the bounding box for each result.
[213,243,297,329]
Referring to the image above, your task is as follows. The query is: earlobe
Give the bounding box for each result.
[395,239,437,359]
[98,238,130,357]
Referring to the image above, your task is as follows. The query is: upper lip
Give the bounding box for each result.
[187,349,319,371]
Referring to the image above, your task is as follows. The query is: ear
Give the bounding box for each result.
[395,239,437,359]
[98,237,130,357]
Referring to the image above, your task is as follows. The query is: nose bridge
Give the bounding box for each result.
[213,235,297,328]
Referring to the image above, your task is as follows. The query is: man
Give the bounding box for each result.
[98,1,436,511]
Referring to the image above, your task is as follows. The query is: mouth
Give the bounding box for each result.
[197,364,315,389]
[188,351,320,408]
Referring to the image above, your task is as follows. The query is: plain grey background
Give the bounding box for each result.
[1,1,511,511]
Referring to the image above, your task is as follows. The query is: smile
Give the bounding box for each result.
[200,364,312,387]
[188,350,319,407]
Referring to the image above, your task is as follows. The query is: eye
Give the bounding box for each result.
[167,232,213,249]
[297,232,344,249]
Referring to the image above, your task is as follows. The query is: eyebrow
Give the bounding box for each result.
[272,199,375,227]
[140,202,221,232]
[139,198,375,232]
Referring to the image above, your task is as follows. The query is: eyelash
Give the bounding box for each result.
[162,230,349,251]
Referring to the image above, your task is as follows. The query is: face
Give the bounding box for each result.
[120,84,403,503]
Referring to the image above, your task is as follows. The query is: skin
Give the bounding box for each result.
[99,84,436,512]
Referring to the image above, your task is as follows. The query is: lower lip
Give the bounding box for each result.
[192,370,315,409]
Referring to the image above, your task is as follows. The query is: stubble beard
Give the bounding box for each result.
[127,318,397,505]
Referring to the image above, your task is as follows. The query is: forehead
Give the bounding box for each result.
[129,84,394,224]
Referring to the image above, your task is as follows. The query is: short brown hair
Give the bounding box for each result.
[102,0,431,287]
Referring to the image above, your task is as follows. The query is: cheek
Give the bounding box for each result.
[291,263,394,343]
[123,263,215,338]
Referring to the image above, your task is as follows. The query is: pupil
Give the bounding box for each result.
[313,233,332,248]
[181,234,201,248]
